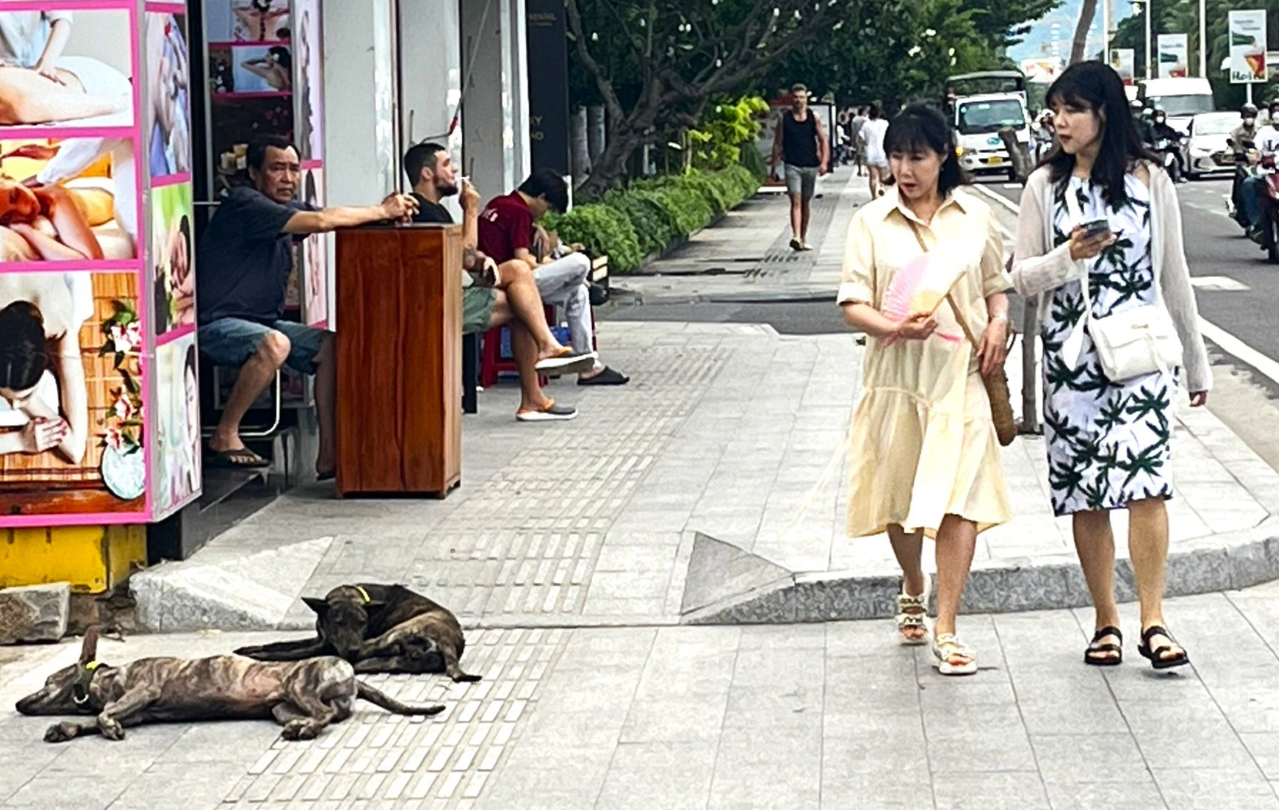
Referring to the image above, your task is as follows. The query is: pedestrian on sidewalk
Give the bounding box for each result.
[1010,61,1212,671]
[838,104,1013,676]
[769,83,829,251]
[860,104,891,198]
[849,106,868,176]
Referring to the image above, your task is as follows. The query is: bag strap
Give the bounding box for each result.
[1062,184,1095,323]
[907,219,981,347]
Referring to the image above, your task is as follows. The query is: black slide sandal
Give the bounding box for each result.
[1138,625,1189,671]
[1084,626,1124,667]
[206,447,270,469]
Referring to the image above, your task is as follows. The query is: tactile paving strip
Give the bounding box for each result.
[218,628,567,809]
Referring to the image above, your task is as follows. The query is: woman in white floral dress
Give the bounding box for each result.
[1012,61,1212,671]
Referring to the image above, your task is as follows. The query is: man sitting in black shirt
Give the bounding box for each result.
[402,142,593,422]
[197,135,419,473]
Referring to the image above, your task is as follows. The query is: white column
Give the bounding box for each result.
[398,0,464,216]
[461,0,530,203]
[323,0,398,207]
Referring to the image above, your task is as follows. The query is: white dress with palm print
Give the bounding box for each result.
[1043,174,1175,516]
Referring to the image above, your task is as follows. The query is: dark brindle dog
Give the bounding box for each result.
[16,629,444,743]
[234,584,481,683]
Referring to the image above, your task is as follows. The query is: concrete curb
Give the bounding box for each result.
[131,536,333,632]
[681,521,1279,624]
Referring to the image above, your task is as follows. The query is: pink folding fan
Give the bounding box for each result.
[881,253,965,345]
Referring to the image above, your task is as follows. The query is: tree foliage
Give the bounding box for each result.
[566,0,854,195]
[565,0,1056,193]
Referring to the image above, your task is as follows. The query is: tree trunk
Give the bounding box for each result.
[577,129,647,199]
[1070,0,1099,65]
[587,105,606,162]
[570,106,591,188]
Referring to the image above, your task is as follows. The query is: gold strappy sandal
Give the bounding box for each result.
[895,577,930,646]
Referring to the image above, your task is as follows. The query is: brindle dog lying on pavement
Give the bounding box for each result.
[16,629,444,743]
[234,584,481,683]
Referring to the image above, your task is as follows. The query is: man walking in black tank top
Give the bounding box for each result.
[769,83,829,251]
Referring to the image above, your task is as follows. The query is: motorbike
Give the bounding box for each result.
[1227,143,1256,229]
[1153,136,1188,182]
[1246,153,1279,263]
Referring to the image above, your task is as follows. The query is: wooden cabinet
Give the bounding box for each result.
[334,224,462,497]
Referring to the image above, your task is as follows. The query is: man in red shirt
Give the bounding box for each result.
[479,170,629,386]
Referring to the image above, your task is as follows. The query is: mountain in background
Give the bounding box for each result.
[1008,0,1135,65]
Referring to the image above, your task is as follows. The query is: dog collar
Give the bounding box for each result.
[72,661,100,705]
[354,586,371,604]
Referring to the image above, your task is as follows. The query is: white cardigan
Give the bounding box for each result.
[1010,163,1213,394]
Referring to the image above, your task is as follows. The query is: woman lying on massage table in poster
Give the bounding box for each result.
[0,11,132,126]
[0,173,106,261]
[0,274,89,463]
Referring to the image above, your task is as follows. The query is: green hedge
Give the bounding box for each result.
[541,203,643,273]
[543,166,760,275]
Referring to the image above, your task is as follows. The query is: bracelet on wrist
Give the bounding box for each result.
[990,313,1009,324]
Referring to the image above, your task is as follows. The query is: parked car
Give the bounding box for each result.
[1181,111,1242,180]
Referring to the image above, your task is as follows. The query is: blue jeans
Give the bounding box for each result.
[1242,176,1268,229]
[198,318,329,375]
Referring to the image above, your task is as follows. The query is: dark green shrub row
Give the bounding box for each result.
[544,166,760,274]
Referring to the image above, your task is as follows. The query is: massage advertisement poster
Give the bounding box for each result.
[0,0,194,526]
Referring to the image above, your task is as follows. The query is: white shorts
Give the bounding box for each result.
[57,56,132,104]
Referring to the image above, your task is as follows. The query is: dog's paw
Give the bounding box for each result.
[44,722,77,743]
[281,720,320,741]
[98,717,125,741]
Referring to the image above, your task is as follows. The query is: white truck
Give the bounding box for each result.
[952,93,1033,181]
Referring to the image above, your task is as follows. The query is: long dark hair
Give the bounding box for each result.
[0,301,48,392]
[1042,61,1157,208]
[883,103,970,198]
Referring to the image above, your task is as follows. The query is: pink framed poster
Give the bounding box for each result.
[0,0,197,526]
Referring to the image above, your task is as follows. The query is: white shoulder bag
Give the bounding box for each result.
[1062,186,1182,383]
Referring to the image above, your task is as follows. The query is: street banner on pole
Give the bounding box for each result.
[1229,10,1268,83]
[1157,34,1189,78]
[1111,48,1136,85]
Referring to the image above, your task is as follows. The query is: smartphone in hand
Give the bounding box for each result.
[1080,218,1111,239]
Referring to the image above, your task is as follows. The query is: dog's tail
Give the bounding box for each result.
[356,681,445,716]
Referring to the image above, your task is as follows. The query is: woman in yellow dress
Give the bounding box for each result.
[838,104,1013,675]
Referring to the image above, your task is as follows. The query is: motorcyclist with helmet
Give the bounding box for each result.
[1230,103,1261,227]
[1239,102,1279,245]
[1147,107,1186,182]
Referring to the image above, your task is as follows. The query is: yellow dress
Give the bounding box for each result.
[838,188,1013,538]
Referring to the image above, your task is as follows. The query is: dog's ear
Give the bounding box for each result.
[303,597,329,615]
[79,627,99,665]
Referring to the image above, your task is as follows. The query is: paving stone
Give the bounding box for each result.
[1043,780,1169,810]
[0,584,69,644]
[1154,767,1279,810]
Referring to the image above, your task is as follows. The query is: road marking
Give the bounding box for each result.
[974,182,1279,386]
[1199,319,1279,387]
[973,182,1022,215]
[1191,276,1251,291]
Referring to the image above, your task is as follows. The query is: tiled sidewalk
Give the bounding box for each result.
[6,588,1279,809]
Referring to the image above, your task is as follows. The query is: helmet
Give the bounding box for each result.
[1243,102,1259,116]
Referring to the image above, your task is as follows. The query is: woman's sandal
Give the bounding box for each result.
[895,578,930,646]
[1138,625,1190,671]
[932,633,978,676]
[1084,626,1123,667]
